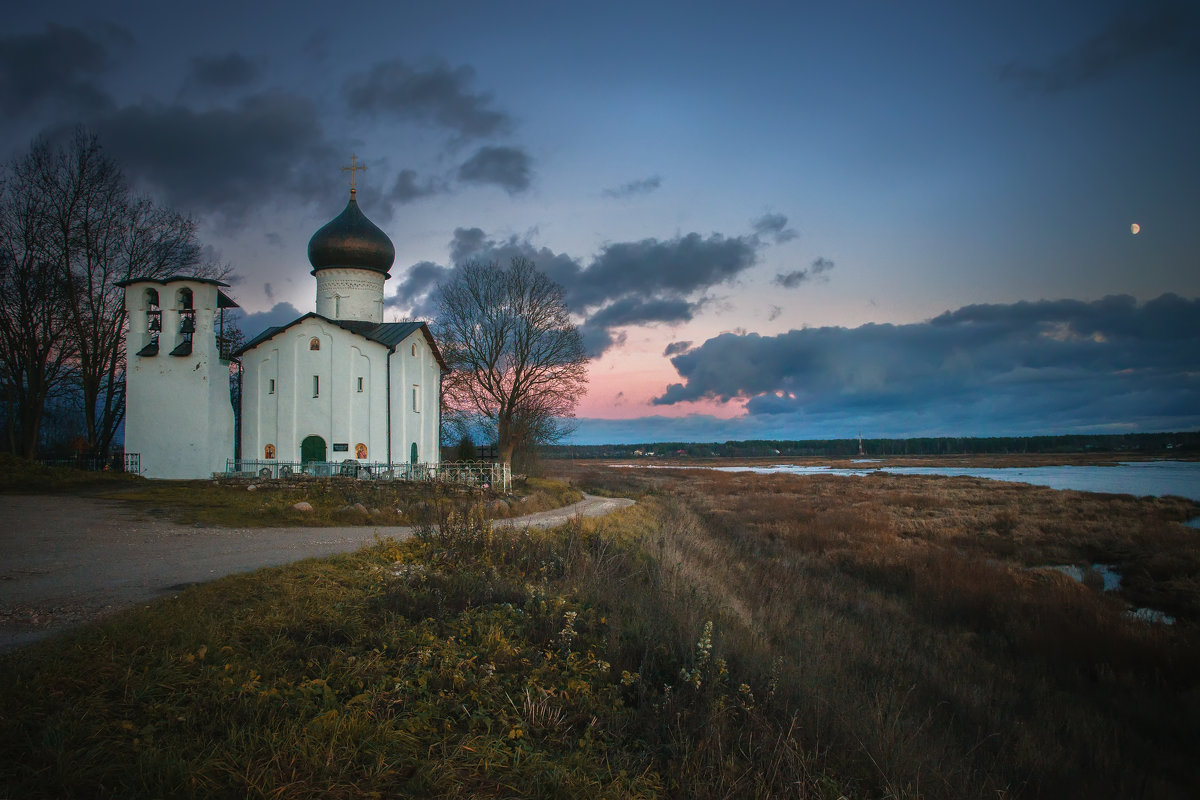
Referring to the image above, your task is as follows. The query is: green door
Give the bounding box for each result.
[410,442,418,465]
[301,435,327,464]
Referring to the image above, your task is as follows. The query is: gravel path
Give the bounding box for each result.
[0,492,633,652]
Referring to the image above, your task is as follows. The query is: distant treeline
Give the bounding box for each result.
[545,431,1200,459]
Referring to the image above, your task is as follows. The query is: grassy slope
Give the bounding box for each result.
[4,460,1199,798]
[565,462,1200,799]
[1,500,810,799]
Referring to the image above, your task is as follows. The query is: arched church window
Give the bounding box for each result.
[264,444,276,459]
[411,344,417,357]
[355,443,367,459]
[309,337,321,351]
[177,287,193,310]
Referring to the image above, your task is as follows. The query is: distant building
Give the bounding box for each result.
[121,169,447,479]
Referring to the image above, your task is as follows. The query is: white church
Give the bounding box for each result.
[120,174,446,480]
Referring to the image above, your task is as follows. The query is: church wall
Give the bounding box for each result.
[388,331,443,466]
[124,279,235,479]
[240,317,391,465]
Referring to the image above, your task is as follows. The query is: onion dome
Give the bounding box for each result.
[307,192,395,276]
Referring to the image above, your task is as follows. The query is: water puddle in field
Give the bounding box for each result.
[1185,517,1200,529]
[1125,608,1176,625]
[1043,563,1123,592]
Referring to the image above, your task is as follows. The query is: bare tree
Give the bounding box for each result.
[38,130,214,457]
[436,257,587,467]
[0,147,77,457]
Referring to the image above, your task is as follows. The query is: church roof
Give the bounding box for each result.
[307,192,395,276]
[233,313,447,370]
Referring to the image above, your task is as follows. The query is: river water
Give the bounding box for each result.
[660,460,1200,503]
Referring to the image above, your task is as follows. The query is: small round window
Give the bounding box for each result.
[309,337,321,351]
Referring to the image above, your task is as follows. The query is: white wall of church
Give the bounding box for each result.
[124,280,235,479]
[388,332,443,466]
[240,319,441,467]
[314,268,386,323]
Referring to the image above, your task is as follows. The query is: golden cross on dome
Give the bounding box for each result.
[341,154,367,195]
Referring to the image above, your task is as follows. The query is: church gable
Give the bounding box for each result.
[234,312,445,369]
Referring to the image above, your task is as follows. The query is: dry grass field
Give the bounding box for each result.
[3,456,1197,798]
[562,461,1200,798]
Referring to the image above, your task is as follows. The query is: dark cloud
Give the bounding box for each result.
[456,145,532,194]
[578,297,695,357]
[0,23,124,117]
[1001,2,1200,93]
[391,169,444,204]
[555,231,759,356]
[579,326,627,359]
[775,256,834,288]
[89,90,337,217]
[579,297,695,330]
[385,260,452,318]
[449,227,489,263]
[767,305,782,321]
[396,224,766,358]
[652,293,1200,435]
[233,302,305,338]
[263,282,275,301]
[602,175,662,198]
[343,58,510,139]
[751,212,798,244]
[570,232,759,308]
[183,53,260,93]
[663,341,693,357]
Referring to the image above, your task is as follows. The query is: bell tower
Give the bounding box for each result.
[120,277,238,478]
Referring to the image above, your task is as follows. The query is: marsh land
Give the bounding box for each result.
[2,456,1198,798]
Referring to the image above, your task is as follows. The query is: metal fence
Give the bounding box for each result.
[38,453,140,473]
[224,458,511,492]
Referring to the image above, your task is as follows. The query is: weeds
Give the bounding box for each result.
[554,462,1200,799]
[5,462,1198,798]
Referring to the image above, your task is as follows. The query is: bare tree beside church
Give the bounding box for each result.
[0,149,77,458]
[436,257,587,467]
[0,130,217,458]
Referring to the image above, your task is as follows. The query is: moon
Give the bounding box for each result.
[1131,223,1141,235]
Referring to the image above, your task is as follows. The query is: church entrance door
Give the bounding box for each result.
[301,435,327,464]
[410,442,418,464]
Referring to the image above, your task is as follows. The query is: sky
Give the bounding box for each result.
[3,0,1198,444]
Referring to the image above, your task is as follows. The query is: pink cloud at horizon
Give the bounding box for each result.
[577,350,747,421]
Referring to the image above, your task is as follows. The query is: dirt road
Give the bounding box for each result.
[0,492,632,652]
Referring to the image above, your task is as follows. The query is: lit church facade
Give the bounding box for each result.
[121,175,446,479]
